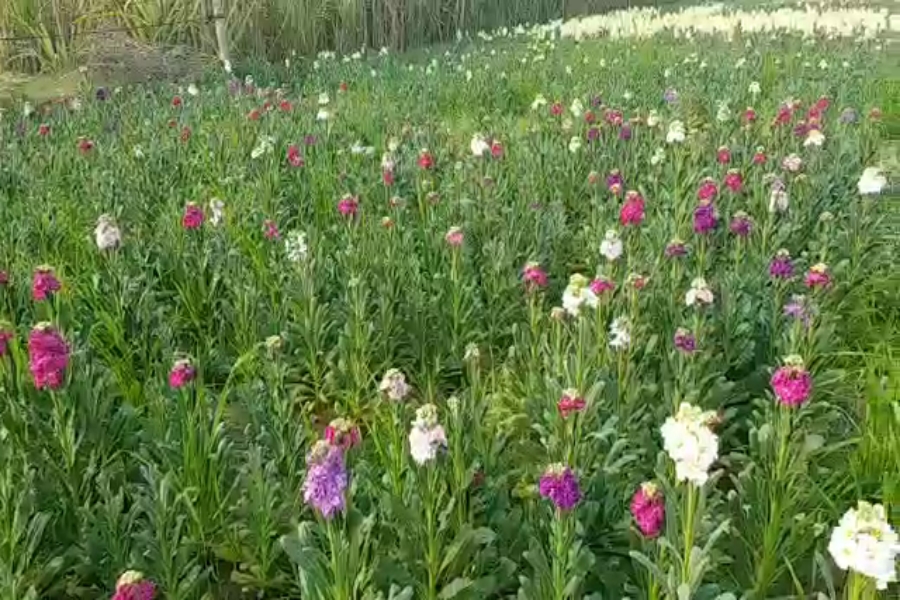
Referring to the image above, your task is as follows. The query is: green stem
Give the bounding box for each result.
[681,484,697,588]
[552,511,568,600]
[424,466,440,600]
[327,518,348,600]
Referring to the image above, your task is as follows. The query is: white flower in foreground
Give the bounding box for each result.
[782,153,803,173]
[609,317,631,351]
[646,110,660,128]
[660,402,719,486]
[716,101,731,123]
[857,167,887,195]
[748,81,761,95]
[568,136,582,154]
[803,128,825,147]
[470,133,490,157]
[531,94,548,111]
[316,109,330,122]
[562,274,598,317]
[251,136,276,159]
[685,277,714,307]
[132,145,145,159]
[187,83,199,96]
[207,199,225,227]
[94,214,121,250]
[650,147,665,166]
[285,230,308,262]
[570,98,584,118]
[666,120,686,144]
[318,92,330,105]
[409,404,447,465]
[379,368,410,401]
[769,183,789,213]
[600,229,624,262]
[23,102,35,117]
[828,501,899,590]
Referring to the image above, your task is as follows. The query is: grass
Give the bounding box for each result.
[0,16,898,600]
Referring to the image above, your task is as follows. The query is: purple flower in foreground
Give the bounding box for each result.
[674,328,696,354]
[303,441,348,519]
[769,249,794,280]
[539,464,581,511]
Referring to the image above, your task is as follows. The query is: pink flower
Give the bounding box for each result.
[697,178,718,202]
[550,102,564,117]
[78,138,94,154]
[606,170,624,196]
[0,270,8,286]
[665,240,688,258]
[804,263,831,289]
[171,95,183,108]
[39,123,51,137]
[729,212,753,238]
[28,323,70,390]
[620,191,645,226]
[169,359,196,389]
[557,389,586,417]
[263,219,280,240]
[382,169,395,186]
[631,482,665,538]
[590,277,615,295]
[770,358,812,407]
[338,195,359,218]
[752,148,767,165]
[287,144,304,167]
[605,109,623,126]
[724,169,743,193]
[417,150,434,170]
[716,146,731,164]
[247,108,261,121]
[523,262,548,290]
[490,140,504,159]
[743,107,757,123]
[32,267,61,301]
[325,417,361,450]
[182,203,204,230]
[444,226,464,247]
[279,100,293,112]
[113,571,156,600]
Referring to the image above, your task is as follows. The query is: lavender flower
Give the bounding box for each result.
[538,464,581,511]
[674,328,697,354]
[303,441,348,519]
[784,294,815,327]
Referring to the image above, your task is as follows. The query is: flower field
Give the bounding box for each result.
[0,7,898,599]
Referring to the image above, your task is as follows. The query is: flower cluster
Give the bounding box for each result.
[409,404,447,465]
[827,501,899,590]
[660,403,719,486]
[538,464,581,511]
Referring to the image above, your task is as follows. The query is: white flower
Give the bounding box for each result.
[94,214,121,250]
[769,185,790,213]
[409,404,447,465]
[646,110,660,128]
[531,94,548,111]
[734,57,746,69]
[132,145,145,159]
[660,403,719,486]
[818,59,828,70]
[570,98,584,118]
[782,153,803,172]
[666,120,686,144]
[350,141,374,155]
[316,109,330,122]
[209,198,225,226]
[857,167,887,195]
[685,277,714,307]
[223,60,232,74]
[650,147,665,166]
[379,46,389,56]
[379,369,410,401]
[827,501,899,590]
[716,101,731,123]
[568,136,582,154]
[466,70,473,82]
[562,274,598,317]
[251,136,276,159]
[23,102,34,117]
[623,90,633,100]
[318,92,330,105]
[803,129,825,147]
[285,230,308,262]
[748,81,761,95]
[609,317,631,350]
[600,230,624,262]
[187,83,199,96]
[470,134,490,157]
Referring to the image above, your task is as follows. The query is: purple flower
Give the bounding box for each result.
[227,79,242,95]
[663,88,678,104]
[587,127,600,142]
[839,108,858,124]
[619,125,632,141]
[729,212,753,238]
[590,95,603,107]
[784,295,815,327]
[303,442,348,519]
[304,134,318,146]
[673,328,696,354]
[538,465,581,511]
[665,240,688,258]
[769,250,794,280]
[693,202,718,234]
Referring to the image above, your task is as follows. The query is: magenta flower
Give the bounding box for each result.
[337,195,359,218]
[557,389,586,418]
[303,441,348,519]
[729,212,753,238]
[804,263,831,289]
[286,144,304,167]
[673,328,696,354]
[0,270,8,286]
[324,417,361,450]
[619,125,632,141]
[32,267,61,301]
[523,262,549,291]
[665,240,688,258]
[692,201,718,234]
[444,226,464,247]
[112,571,156,600]
[168,359,196,389]
[771,357,813,407]
[538,464,581,511]
[263,219,280,240]
[587,127,600,142]
[631,482,665,538]
[606,170,623,196]
[769,250,794,280]
[590,277,615,296]
[620,191,645,226]
[724,169,743,193]
[697,178,718,202]
[716,146,731,164]
[28,323,69,390]
[182,203,204,230]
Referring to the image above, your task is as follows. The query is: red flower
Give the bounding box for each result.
[167,119,177,129]
[382,169,395,186]
[716,146,731,164]
[287,144,304,167]
[557,390,586,417]
[171,95,183,108]
[697,178,718,202]
[263,219,280,240]
[619,190,645,226]
[743,107,757,123]
[550,102,564,117]
[182,203,205,229]
[417,151,434,170]
[584,110,596,124]
[77,138,94,154]
[724,169,743,193]
[490,140,504,159]
[339,82,348,93]
[279,100,293,112]
[752,148,767,165]
[38,123,51,136]
[180,126,191,142]
[248,108,261,121]
[773,104,793,126]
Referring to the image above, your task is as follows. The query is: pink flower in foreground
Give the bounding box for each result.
[182,203,204,230]
[804,263,831,289]
[557,389,586,418]
[444,226,464,247]
[32,267,61,301]
[590,277,615,296]
[771,356,812,407]
[697,178,718,202]
[28,323,69,390]
[112,570,156,600]
[620,191,645,226]
[716,146,731,164]
[417,150,434,170]
[724,169,743,193]
[168,358,196,389]
[523,262,548,291]
[263,219,280,240]
[325,417,361,450]
[338,195,359,218]
[631,482,665,538]
[729,211,753,238]
[287,144,304,167]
